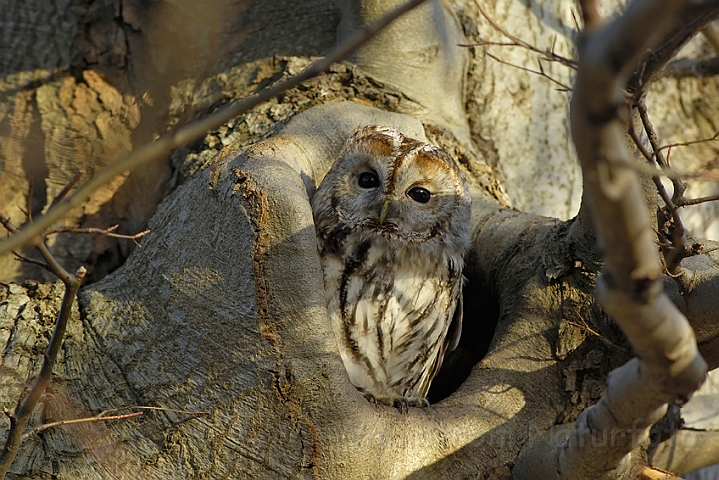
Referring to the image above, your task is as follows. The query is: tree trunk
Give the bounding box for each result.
[2,0,719,478]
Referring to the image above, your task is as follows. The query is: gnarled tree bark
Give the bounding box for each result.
[3,0,719,478]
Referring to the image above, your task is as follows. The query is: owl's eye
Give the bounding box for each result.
[358,172,380,189]
[407,186,431,203]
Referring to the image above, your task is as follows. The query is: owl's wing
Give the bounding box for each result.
[446,277,464,351]
[413,281,464,398]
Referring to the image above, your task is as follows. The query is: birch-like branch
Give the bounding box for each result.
[517,0,716,478]
[557,0,709,477]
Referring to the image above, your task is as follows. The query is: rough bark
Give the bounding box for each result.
[3,0,719,478]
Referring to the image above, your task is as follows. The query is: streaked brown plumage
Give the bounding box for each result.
[311,125,471,409]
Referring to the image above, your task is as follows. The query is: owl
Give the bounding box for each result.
[311,125,472,410]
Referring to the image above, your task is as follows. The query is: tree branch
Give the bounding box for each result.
[514,0,713,478]
[652,426,719,474]
[46,225,150,248]
[663,255,719,369]
[563,0,708,475]
[20,405,208,442]
[0,257,85,476]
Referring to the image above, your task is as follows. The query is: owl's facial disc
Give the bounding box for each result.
[312,125,471,254]
[350,165,443,232]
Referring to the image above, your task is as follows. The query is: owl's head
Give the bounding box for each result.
[312,126,471,253]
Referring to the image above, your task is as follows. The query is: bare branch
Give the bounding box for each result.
[483,52,572,91]
[555,0,709,476]
[566,321,631,354]
[639,466,683,480]
[21,405,208,441]
[173,2,259,129]
[651,426,719,474]
[659,130,719,153]
[702,21,719,54]
[22,412,145,441]
[636,100,686,200]
[628,111,683,243]
[12,252,51,272]
[0,214,19,235]
[666,56,719,77]
[578,0,602,30]
[628,3,719,93]
[677,194,719,206]
[47,225,151,248]
[47,171,82,211]
[0,266,86,476]
[470,1,577,69]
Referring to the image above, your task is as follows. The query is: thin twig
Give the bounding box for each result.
[47,172,82,211]
[566,321,630,353]
[628,116,655,162]
[47,225,151,248]
[0,0,431,257]
[591,144,684,186]
[659,130,719,153]
[0,214,19,235]
[472,1,577,69]
[636,100,690,270]
[22,412,145,441]
[0,266,85,476]
[571,8,581,32]
[12,252,51,272]
[699,245,719,255]
[21,405,208,441]
[637,100,685,197]
[676,194,719,207]
[483,51,572,91]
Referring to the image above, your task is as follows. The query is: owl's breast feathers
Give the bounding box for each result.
[320,232,463,399]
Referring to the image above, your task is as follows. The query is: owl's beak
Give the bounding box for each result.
[378,199,391,224]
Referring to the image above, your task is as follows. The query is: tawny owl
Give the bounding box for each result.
[311,125,472,410]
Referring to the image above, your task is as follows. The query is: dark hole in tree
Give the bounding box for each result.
[427,274,499,404]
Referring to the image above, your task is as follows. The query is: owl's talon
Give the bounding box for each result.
[393,397,409,414]
[357,387,379,405]
[359,390,430,413]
